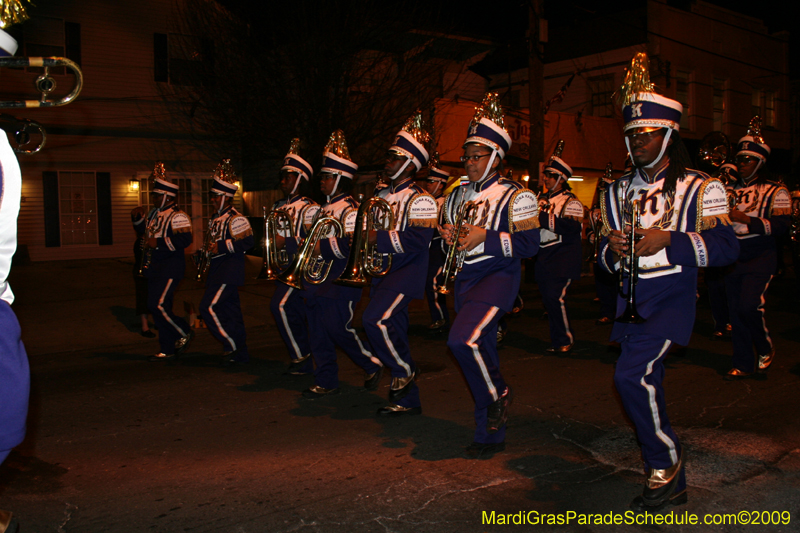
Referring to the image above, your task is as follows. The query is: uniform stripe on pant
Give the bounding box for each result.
[346,301,374,361]
[558,279,574,345]
[207,283,236,352]
[377,292,412,376]
[158,279,187,338]
[467,306,501,402]
[278,287,302,359]
[641,339,678,465]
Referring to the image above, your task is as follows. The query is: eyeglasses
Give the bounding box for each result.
[735,155,758,164]
[624,129,665,141]
[460,154,491,163]
[386,153,406,162]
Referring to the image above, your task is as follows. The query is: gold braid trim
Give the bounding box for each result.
[772,207,792,216]
[701,213,732,230]
[409,218,438,228]
[599,188,611,236]
[513,217,540,232]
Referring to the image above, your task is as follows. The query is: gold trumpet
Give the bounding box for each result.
[195,223,223,283]
[438,189,478,295]
[277,215,343,290]
[0,57,83,108]
[334,195,395,288]
[257,207,294,280]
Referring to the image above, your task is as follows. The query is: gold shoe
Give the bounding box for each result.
[723,368,753,381]
[428,319,447,330]
[388,370,417,402]
[376,403,422,417]
[302,385,340,399]
[758,348,775,373]
[639,452,685,508]
[546,343,573,353]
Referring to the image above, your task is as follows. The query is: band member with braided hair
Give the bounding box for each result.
[142,164,194,361]
[724,118,792,379]
[303,130,383,398]
[599,54,738,511]
[269,139,319,375]
[440,93,540,458]
[361,111,437,417]
[536,141,584,353]
[199,160,254,366]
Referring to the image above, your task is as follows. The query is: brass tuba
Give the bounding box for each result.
[334,195,396,288]
[437,188,478,295]
[257,206,294,280]
[277,215,344,290]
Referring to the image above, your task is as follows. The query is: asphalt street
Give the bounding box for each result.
[1,255,799,532]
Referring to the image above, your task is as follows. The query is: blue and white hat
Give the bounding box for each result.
[464,92,512,158]
[718,162,740,184]
[210,159,239,197]
[427,151,449,183]
[736,116,770,162]
[281,138,313,181]
[618,53,683,134]
[389,110,431,172]
[544,140,573,180]
[150,161,178,197]
[321,130,358,179]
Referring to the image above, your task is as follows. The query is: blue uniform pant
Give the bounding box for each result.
[425,249,449,324]
[270,282,312,372]
[594,263,616,320]
[148,276,191,355]
[705,266,730,332]
[536,271,575,348]
[362,289,419,408]
[725,260,774,373]
[447,300,507,444]
[307,296,381,389]
[614,334,683,489]
[200,283,249,361]
[0,301,29,457]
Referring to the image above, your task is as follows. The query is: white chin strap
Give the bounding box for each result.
[328,175,342,203]
[477,150,498,183]
[743,159,764,182]
[290,175,303,195]
[625,128,673,169]
[388,158,414,181]
[159,193,169,209]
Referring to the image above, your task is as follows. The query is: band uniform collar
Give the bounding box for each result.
[472,171,500,193]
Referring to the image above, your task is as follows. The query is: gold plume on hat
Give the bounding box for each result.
[0,0,31,29]
[746,116,765,144]
[324,130,352,160]
[469,92,507,132]
[550,139,565,162]
[212,158,237,183]
[149,161,167,186]
[287,137,302,155]
[615,52,655,108]
[428,150,441,169]
[401,109,431,147]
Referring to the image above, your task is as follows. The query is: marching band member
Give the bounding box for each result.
[141,163,195,361]
[440,93,540,458]
[303,130,383,398]
[706,162,739,339]
[269,139,319,375]
[599,53,738,510]
[417,152,450,333]
[361,111,437,417]
[536,141,584,352]
[199,160,254,366]
[588,164,618,326]
[724,118,791,379]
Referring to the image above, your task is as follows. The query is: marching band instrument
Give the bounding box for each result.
[136,233,151,278]
[437,188,478,295]
[257,206,294,280]
[616,200,646,324]
[334,195,395,288]
[0,57,83,108]
[588,162,614,263]
[0,113,45,154]
[195,225,218,282]
[696,131,731,175]
[277,215,344,290]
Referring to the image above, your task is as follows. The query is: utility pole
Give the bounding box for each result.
[528,0,545,191]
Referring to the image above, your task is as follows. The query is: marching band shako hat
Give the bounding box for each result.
[151,161,178,197]
[427,151,449,183]
[464,92,512,158]
[617,53,683,168]
[320,130,358,179]
[210,159,239,197]
[544,140,573,181]
[388,110,431,177]
[281,138,313,182]
[718,162,740,183]
[736,116,771,162]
